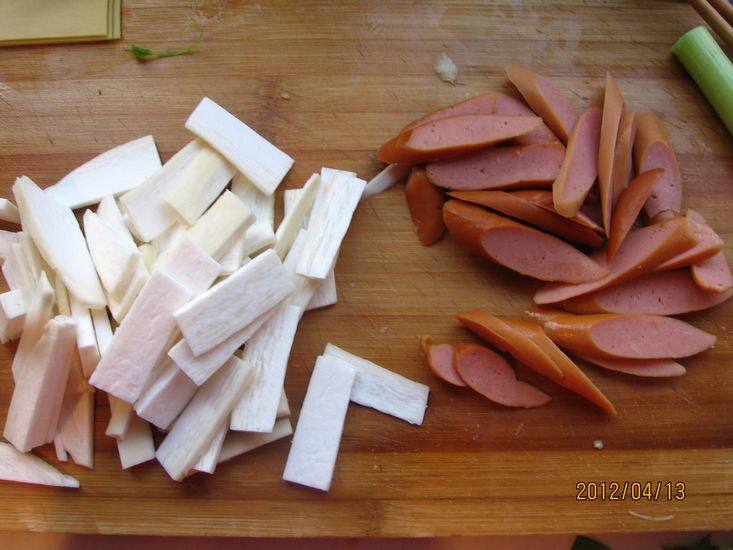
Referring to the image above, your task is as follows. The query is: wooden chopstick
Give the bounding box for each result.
[690,0,733,48]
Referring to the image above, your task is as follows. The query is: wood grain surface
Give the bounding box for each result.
[0,0,731,537]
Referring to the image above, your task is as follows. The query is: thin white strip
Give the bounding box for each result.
[218,418,292,465]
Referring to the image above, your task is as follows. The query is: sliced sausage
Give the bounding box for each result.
[607,169,663,260]
[420,337,466,387]
[598,72,625,235]
[454,343,551,408]
[378,114,542,164]
[493,93,560,144]
[447,190,604,247]
[426,143,565,191]
[534,216,701,304]
[505,319,616,414]
[612,111,637,203]
[561,270,733,315]
[578,355,686,378]
[405,167,446,246]
[456,309,563,379]
[552,107,603,218]
[684,210,732,293]
[525,191,605,234]
[401,92,498,133]
[443,200,608,283]
[653,210,723,271]
[505,65,578,143]
[541,312,716,359]
[633,112,682,220]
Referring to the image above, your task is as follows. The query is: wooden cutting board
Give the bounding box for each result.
[0,0,731,537]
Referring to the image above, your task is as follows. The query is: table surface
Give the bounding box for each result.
[0,0,731,537]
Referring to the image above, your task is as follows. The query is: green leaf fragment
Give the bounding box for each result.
[126,26,203,60]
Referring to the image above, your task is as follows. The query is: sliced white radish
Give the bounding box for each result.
[97,195,136,249]
[12,272,55,380]
[138,243,157,271]
[0,289,26,343]
[53,277,71,317]
[134,358,197,430]
[14,176,106,308]
[91,308,113,354]
[151,223,186,255]
[69,296,101,377]
[219,418,292,465]
[18,232,49,281]
[321,167,356,182]
[191,421,227,474]
[282,229,319,310]
[324,344,429,425]
[185,97,293,195]
[0,442,79,488]
[0,198,21,224]
[54,387,94,469]
[307,270,338,310]
[156,237,220,296]
[106,396,134,440]
[174,249,294,357]
[0,229,19,259]
[120,140,205,242]
[283,188,310,229]
[231,172,275,230]
[218,240,245,276]
[116,414,156,469]
[89,271,192,403]
[274,174,321,259]
[282,354,356,492]
[361,164,410,201]
[2,243,32,293]
[230,303,301,432]
[163,145,236,225]
[107,266,148,324]
[156,355,255,481]
[4,316,76,452]
[277,391,290,418]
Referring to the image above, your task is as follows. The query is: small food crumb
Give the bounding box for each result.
[280,91,291,100]
[593,439,604,450]
[434,52,458,84]
[379,326,388,334]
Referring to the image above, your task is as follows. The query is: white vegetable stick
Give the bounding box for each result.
[361,164,410,201]
[0,229,19,259]
[138,243,157,271]
[97,195,136,249]
[282,229,319,310]
[107,266,148,324]
[116,414,155,469]
[231,172,275,230]
[277,390,290,418]
[217,239,244,276]
[230,303,301,432]
[18,232,48,282]
[273,174,320,259]
[53,276,70,317]
[219,418,292,465]
[106,395,134,440]
[307,269,338,310]
[4,316,76,452]
[283,188,310,229]
[14,176,106,308]
[321,167,356,183]
[12,272,55,380]
[0,289,26,343]
[89,271,191,403]
[240,223,275,258]
[0,442,79,488]
[191,421,227,474]
[156,355,255,481]
[83,211,141,300]
[296,175,366,280]
[168,307,274,386]
[185,97,293,195]
[1,244,29,292]
[156,237,220,296]
[90,308,113,356]
[324,344,429,425]
[54,388,94,469]
[120,140,205,242]
[151,223,186,255]
[163,145,236,225]
[282,355,356,492]
[174,249,294,356]
[0,198,20,224]
[134,358,197,430]
[70,296,101,377]
[46,136,161,209]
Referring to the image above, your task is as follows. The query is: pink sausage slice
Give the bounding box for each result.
[653,211,723,271]
[505,65,578,143]
[493,93,560,144]
[443,200,609,283]
[420,337,466,387]
[612,111,638,203]
[426,143,565,191]
[683,210,733,293]
[454,343,551,408]
[401,92,498,132]
[633,112,682,220]
[578,355,686,378]
[542,313,716,360]
[598,72,625,235]
[534,216,701,304]
[552,107,603,218]
[561,270,733,315]
[378,114,542,164]
[527,191,605,235]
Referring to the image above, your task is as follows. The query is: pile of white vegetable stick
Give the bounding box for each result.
[0,96,427,490]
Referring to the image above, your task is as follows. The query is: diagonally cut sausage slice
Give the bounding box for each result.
[444,200,608,283]
[493,93,560,144]
[504,319,616,414]
[598,72,626,235]
[607,169,663,260]
[534,216,701,304]
[578,355,686,378]
[633,112,682,221]
[523,191,605,235]
[405,167,446,246]
[420,337,465,387]
[683,210,733,293]
[653,210,723,271]
[426,143,565,191]
[505,65,578,143]
[378,114,542,164]
[448,190,603,247]
[541,312,716,359]
[552,107,603,218]
[454,343,551,408]
[401,93,498,132]
[560,270,733,315]
[612,111,637,203]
